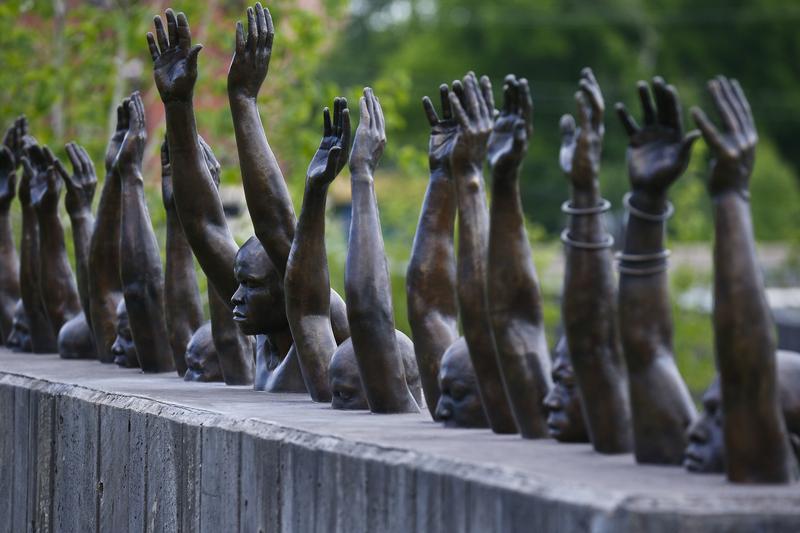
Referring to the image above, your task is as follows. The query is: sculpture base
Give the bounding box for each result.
[0,348,797,532]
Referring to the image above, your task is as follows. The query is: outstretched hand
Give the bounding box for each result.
[55,142,97,216]
[105,99,130,173]
[147,9,203,104]
[488,74,532,178]
[3,116,30,169]
[691,76,757,197]
[228,2,274,100]
[307,96,350,187]
[448,72,494,173]
[349,88,386,179]
[0,146,16,211]
[25,145,62,214]
[616,77,699,199]
[559,68,604,190]
[422,82,460,175]
[113,92,147,177]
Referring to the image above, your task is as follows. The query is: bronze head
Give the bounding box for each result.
[543,337,589,443]
[435,337,488,428]
[111,299,138,368]
[183,322,222,382]
[6,300,31,352]
[231,237,287,335]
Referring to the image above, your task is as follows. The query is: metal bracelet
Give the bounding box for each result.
[561,198,611,216]
[623,192,674,222]
[560,229,614,250]
[617,261,669,276]
[615,249,671,262]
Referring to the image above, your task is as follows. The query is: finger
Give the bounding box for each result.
[480,75,495,116]
[341,107,351,153]
[718,76,746,133]
[691,107,726,153]
[154,15,169,52]
[247,7,257,52]
[731,79,755,130]
[77,145,95,178]
[708,79,738,134]
[256,3,268,48]
[43,146,56,166]
[187,44,203,73]
[264,6,275,49]
[21,157,34,179]
[235,21,245,55]
[54,158,71,186]
[323,145,341,177]
[652,77,672,127]
[422,96,439,127]
[165,9,179,48]
[636,81,656,126]
[664,83,684,132]
[518,78,533,135]
[359,95,371,130]
[464,73,481,120]
[575,91,591,131]
[512,120,527,153]
[679,129,701,162]
[452,80,466,108]
[340,97,350,136]
[560,114,576,145]
[322,107,332,136]
[439,83,451,120]
[373,95,385,137]
[449,91,469,128]
[65,143,81,172]
[333,97,342,135]
[615,102,639,137]
[119,98,130,129]
[580,68,604,116]
[146,32,160,61]
[176,12,192,50]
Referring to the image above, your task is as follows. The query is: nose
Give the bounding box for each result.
[687,418,709,444]
[231,284,245,307]
[435,399,452,420]
[543,389,561,411]
[111,338,124,355]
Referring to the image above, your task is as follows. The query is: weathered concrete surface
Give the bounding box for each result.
[0,349,798,533]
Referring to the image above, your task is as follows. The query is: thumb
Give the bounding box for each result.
[21,156,33,178]
[512,121,528,153]
[324,146,342,178]
[188,44,203,70]
[680,129,701,161]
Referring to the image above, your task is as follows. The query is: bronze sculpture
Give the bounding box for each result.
[111,299,138,368]
[6,301,32,352]
[0,146,20,345]
[115,92,175,373]
[692,76,798,483]
[559,68,632,453]
[435,337,488,428]
[614,77,698,463]
[543,337,589,443]
[487,74,552,438]
[183,322,223,382]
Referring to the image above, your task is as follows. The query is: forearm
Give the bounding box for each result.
[166,101,239,301]
[0,211,20,337]
[20,208,56,352]
[68,210,95,321]
[37,211,82,329]
[230,95,295,274]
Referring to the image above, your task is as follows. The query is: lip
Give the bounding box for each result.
[232,309,248,322]
[547,420,564,436]
[683,450,704,471]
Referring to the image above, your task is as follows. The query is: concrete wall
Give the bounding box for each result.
[1,353,799,533]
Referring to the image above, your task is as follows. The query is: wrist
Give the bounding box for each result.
[570,181,600,208]
[67,208,93,221]
[629,189,668,214]
[349,166,374,182]
[229,91,257,107]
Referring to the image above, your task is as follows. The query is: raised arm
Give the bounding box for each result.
[345,89,418,413]
[89,100,127,363]
[55,142,97,330]
[559,68,631,453]
[162,137,203,376]
[406,84,460,420]
[0,145,20,342]
[692,76,797,483]
[614,77,698,463]
[29,146,82,334]
[148,9,239,301]
[486,75,551,438]
[448,72,517,434]
[228,3,295,275]
[18,150,56,352]
[115,93,174,373]
[285,99,350,402]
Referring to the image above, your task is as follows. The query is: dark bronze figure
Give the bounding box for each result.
[345,88,419,413]
[543,337,589,443]
[184,322,223,382]
[614,77,698,463]
[89,100,128,363]
[692,76,798,483]
[0,144,20,344]
[54,142,98,359]
[685,351,800,473]
[435,337,488,428]
[111,299,138,368]
[18,147,58,353]
[559,68,631,453]
[487,74,552,438]
[115,93,174,373]
[6,301,31,352]
[448,72,517,433]
[407,83,460,420]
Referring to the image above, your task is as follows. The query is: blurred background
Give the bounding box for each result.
[2,0,800,398]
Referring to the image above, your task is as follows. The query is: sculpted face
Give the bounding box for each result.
[684,379,724,473]
[435,337,488,428]
[329,331,422,410]
[57,312,95,359]
[231,237,287,335]
[111,300,139,368]
[543,337,588,442]
[6,300,32,352]
[184,322,222,382]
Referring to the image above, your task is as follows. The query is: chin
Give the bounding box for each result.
[683,450,711,473]
[235,320,261,336]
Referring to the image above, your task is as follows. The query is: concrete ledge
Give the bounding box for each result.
[0,349,798,533]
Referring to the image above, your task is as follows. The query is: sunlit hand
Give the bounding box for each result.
[306,97,350,188]
[54,142,97,216]
[488,74,532,179]
[449,72,494,173]
[422,82,459,175]
[105,99,130,173]
[559,68,604,190]
[228,3,274,100]
[349,88,386,179]
[616,77,699,201]
[147,9,203,104]
[113,92,147,177]
[691,76,757,197]
[0,146,16,212]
